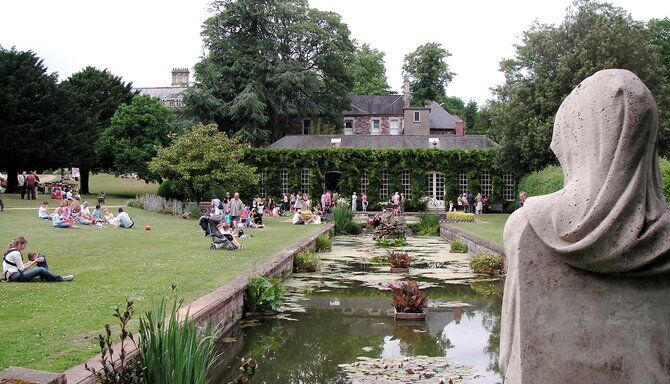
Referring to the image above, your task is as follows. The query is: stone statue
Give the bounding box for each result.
[500,69,670,383]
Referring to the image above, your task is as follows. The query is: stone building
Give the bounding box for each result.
[134,68,190,108]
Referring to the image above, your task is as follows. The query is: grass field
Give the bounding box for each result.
[0,208,327,372]
[448,214,510,247]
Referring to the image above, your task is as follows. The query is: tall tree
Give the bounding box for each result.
[402,42,454,106]
[351,43,390,95]
[186,0,355,145]
[464,100,478,133]
[149,123,258,202]
[647,18,670,157]
[98,95,177,183]
[0,46,65,192]
[478,0,663,175]
[60,67,135,194]
[442,96,465,116]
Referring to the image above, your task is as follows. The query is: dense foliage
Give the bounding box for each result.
[402,42,454,107]
[186,0,354,144]
[476,1,670,175]
[414,213,440,236]
[99,95,177,183]
[314,234,332,252]
[293,250,320,272]
[470,252,504,275]
[388,250,412,268]
[450,240,468,253]
[60,66,136,193]
[149,124,258,201]
[351,43,391,95]
[390,280,428,313]
[332,205,360,235]
[244,277,285,313]
[244,147,504,208]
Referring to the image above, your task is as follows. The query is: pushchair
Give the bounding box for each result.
[198,215,235,250]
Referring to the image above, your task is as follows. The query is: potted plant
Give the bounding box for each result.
[389,280,428,321]
[388,250,412,273]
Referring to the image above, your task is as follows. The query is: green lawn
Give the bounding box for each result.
[447,214,510,247]
[0,208,326,372]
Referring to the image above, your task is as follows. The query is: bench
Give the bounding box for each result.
[489,203,504,213]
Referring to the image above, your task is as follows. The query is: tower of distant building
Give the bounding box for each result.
[134,68,190,107]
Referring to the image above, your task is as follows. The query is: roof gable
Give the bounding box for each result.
[344,95,405,116]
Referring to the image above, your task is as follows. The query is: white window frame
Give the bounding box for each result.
[371,119,381,135]
[390,119,400,135]
[301,168,311,195]
[425,172,445,201]
[360,171,368,195]
[344,119,354,135]
[459,172,468,195]
[379,171,389,199]
[258,170,267,198]
[280,169,289,195]
[401,170,412,200]
[503,172,515,201]
[414,111,421,123]
[480,170,492,197]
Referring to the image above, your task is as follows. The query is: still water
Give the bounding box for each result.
[214,236,502,384]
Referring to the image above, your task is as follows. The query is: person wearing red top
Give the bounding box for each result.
[26,173,36,200]
[361,192,368,212]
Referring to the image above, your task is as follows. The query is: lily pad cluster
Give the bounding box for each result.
[338,355,476,383]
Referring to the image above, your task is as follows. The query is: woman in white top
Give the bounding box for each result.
[2,236,73,282]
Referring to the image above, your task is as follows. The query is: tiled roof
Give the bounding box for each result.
[427,101,457,130]
[268,135,499,150]
[134,86,186,101]
[344,95,405,116]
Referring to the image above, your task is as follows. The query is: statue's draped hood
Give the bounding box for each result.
[524,69,670,275]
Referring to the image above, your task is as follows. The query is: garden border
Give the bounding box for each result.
[61,223,334,384]
[439,223,505,260]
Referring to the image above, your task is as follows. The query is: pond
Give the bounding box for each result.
[213,235,502,384]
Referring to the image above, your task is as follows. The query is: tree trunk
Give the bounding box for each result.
[5,168,18,194]
[80,168,90,195]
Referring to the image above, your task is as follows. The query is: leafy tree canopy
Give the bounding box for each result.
[0,46,68,192]
[149,123,258,201]
[402,42,454,106]
[185,0,355,145]
[60,66,135,193]
[478,0,667,175]
[351,43,390,95]
[98,95,177,183]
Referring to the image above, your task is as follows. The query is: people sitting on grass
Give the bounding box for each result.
[104,208,119,226]
[38,201,51,220]
[2,237,74,282]
[292,209,305,225]
[116,208,134,228]
[252,209,267,228]
[220,223,243,249]
[52,207,77,229]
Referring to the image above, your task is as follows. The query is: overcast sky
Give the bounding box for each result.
[1,0,668,104]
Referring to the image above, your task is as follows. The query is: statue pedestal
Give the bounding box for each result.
[502,213,670,383]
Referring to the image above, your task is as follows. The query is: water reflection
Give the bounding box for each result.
[214,236,503,384]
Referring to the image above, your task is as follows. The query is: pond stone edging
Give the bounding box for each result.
[61,223,334,384]
[440,223,505,259]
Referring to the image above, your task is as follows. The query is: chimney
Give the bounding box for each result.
[171,68,190,86]
[455,116,466,136]
[402,76,411,108]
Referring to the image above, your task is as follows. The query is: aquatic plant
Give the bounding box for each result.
[388,251,412,269]
[450,240,468,253]
[294,250,320,272]
[315,234,332,252]
[389,280,428,313]
[470,252,503,275]
[332,206,361,235]
[245,277,286,313]
[227,357,259,384]
[415,213,441,236]
[139,289,220,384]
[375,238,409,248]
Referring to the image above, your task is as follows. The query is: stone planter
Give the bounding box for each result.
[394,308,426,321]
[390,267,409,273]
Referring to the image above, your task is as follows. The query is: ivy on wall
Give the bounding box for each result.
[243,148,516,209]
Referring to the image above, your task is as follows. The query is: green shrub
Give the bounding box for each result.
[375,238,410,248]
[403,198,427,212]
[517,165,564,198]
[139,292,220,384]
[315,234,332,252]
[470,252,503,275]
[245,277,285,313]
[293,250,320,272]
[127,199,143,209]
[660,158,670,202]
[450,240,468,253]
[415,213,440,236]
[157,179,187,201]
[332,205,360,235]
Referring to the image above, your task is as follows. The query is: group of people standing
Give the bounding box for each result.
[450,192,490,214]
[16,171,41,200]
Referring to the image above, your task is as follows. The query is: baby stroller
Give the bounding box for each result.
[198,215,235,250]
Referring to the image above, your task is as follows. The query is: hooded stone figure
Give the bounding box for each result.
[500,69,670,383]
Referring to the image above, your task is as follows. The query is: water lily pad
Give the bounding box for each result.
[339,355,476,383]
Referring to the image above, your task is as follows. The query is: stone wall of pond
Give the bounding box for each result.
[61,223,334,384]
[440,223,504,259]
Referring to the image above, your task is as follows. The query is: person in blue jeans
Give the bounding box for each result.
[2,236,73,282]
